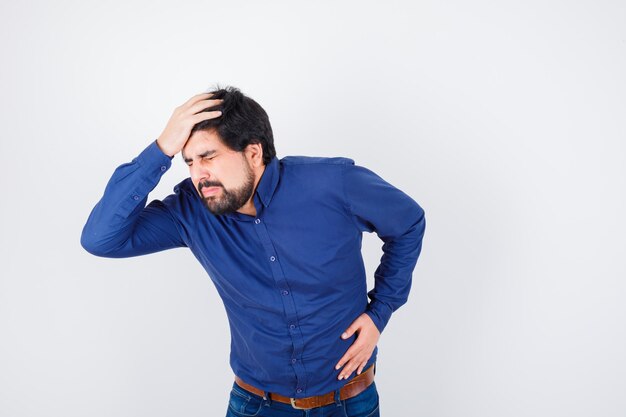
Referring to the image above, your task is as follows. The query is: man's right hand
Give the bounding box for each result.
[156,92,224,157]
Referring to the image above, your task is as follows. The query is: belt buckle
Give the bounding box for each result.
[290,397,310,410]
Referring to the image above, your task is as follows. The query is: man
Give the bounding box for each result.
[81,86,426,416]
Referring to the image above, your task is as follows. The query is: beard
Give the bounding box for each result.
[197,160,255,216]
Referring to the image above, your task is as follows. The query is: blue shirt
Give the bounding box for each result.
[81,140,426,398]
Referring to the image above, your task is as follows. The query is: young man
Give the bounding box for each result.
[81,86,426,416]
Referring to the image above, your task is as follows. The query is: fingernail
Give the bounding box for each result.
[341,333,348,339]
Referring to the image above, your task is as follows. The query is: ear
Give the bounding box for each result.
[245,142,264,168]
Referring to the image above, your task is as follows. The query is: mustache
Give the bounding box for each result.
[198,180,223,192]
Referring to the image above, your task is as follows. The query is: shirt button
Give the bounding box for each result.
[160,166,167,172]
[289,324,296,330]
[291,358,297,364]
[254,218,261,224]
[270,256,276,262]
[282,290,289,295]
[296,388,303,393]
[133,195,140,201]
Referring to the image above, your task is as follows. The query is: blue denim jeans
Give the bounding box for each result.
[225,379,380,417]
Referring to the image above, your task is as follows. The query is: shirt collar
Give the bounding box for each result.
[255,156,280,208]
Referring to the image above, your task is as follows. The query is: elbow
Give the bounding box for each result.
[404,204,426,251]
[411,206,426,256]
[413,207,426,242]
[80,229,103,257]
[80,227,114,258]
[410,203,426,236]
[80,224,136,259]
[417,206,425,232]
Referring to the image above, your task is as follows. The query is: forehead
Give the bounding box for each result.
[182,129,228,157]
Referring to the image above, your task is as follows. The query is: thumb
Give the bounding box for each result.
[341,320,360,339]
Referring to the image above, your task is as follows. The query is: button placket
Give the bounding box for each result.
[252,218,308,395]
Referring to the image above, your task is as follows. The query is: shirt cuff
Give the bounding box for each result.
[365,299,393,334]
[115,140,173,218]
[135,139,174,172]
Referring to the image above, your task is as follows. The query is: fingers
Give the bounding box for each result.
[335,314,380,380]
[336,344,359,370]
[181,92,215,109]
[156,92,223,157]
[337,354,370,380]
[335,341,370,380]
[192,110,222,124]
[341,322,359,340]
[356,362,367,375]
[188,98,224,115]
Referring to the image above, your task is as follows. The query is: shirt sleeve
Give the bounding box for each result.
[342,162,426,334]
[80,140,188,258]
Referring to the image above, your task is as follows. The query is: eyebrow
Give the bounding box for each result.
[182,149,217,163]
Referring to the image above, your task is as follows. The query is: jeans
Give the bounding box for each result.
[225,379,380,417]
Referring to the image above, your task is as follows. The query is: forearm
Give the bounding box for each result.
[80,140,184,258]
[365,205,426,333]
[342,162,427,334]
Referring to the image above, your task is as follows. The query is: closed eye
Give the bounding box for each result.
[183,150,217,166]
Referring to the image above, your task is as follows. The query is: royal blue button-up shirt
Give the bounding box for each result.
[81,140,426,398]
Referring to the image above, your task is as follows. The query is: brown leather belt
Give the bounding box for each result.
[234,363,375,410]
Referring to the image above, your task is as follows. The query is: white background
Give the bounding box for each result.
[1,1,625,416]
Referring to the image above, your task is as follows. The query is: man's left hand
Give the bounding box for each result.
[335,313,380,380]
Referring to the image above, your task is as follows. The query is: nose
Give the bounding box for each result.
[190,163,212,185]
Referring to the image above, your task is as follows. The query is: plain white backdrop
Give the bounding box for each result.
[1,1,625,416]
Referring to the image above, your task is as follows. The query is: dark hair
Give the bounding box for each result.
[190,85,276,165]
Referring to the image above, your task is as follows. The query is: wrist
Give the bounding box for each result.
[155,138,176,158]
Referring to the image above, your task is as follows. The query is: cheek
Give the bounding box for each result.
[213,168,233,187]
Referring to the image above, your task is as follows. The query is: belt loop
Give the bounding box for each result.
[334,388,341,406]
[263,390,272,406]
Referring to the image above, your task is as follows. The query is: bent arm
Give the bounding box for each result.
[342,163,426,334]
[80,140,187,258]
